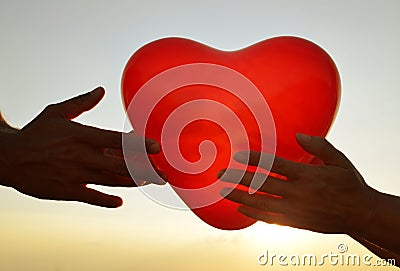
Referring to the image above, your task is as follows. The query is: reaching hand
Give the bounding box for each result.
[218,133,376,234]
[0,87,165,208]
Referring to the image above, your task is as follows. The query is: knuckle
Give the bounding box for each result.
[71,96,84,107]
[44,104,58,115]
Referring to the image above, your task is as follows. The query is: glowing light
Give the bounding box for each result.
[241,221,307,244]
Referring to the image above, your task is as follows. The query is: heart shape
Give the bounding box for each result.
[121,36,340,230]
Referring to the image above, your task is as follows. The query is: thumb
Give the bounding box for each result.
[296,133,352,168]
[47,86,105,119]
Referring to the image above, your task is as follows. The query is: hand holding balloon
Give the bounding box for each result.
[219,133,400,265]
[219,133,375,234]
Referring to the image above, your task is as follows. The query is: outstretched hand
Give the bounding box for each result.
[0,87,165,208]
[218,134,376,234]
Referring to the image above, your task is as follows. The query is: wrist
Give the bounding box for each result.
[0,128,19,187]
[345,184,379,236]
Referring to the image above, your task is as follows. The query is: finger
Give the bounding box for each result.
[46,87,105,119]
[124,152,167,185]
[234,151,312,178]
[122,132,161,154]
[296,133,352,168]
[218,169,290,196]
[70,186,123,208]
[74,125,160,153]
[130,169,167,186]
[220,188,284,213]
[84,150,131,177]
[71,122,123,149]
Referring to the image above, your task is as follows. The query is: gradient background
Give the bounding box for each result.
[0,1,399,270]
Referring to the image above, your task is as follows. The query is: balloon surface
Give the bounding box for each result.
[121,36,340,230]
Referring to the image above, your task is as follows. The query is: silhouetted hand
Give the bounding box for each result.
[218,134,376,234]
[0,87,165,208]
[218,134,400,265]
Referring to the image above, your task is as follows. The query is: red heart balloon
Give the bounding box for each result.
[121,36,340,230]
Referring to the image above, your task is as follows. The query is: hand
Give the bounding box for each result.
[0,87,166,208]
[218,133,377,234]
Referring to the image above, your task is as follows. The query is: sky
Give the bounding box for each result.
[0,0,399,270]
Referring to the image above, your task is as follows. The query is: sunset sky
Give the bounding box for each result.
[0,1,399,270]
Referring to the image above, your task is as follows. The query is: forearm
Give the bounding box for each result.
[0,112,18,187]
[351,188,400,256]
[352,235,400,267]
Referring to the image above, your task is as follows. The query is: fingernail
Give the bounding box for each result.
[91,86,104,95]
[145,177,166,185]
[145,138,160,153]
[296,133,311,143]
[159,172,168,183]
[153,171,167,185]
[234,152,248,163]
[137,180,147,186]
[219,187,231,197]
[153,180,166,186]
[157,180,167,185]
[149,143,160,154]
[111,197,123,208]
